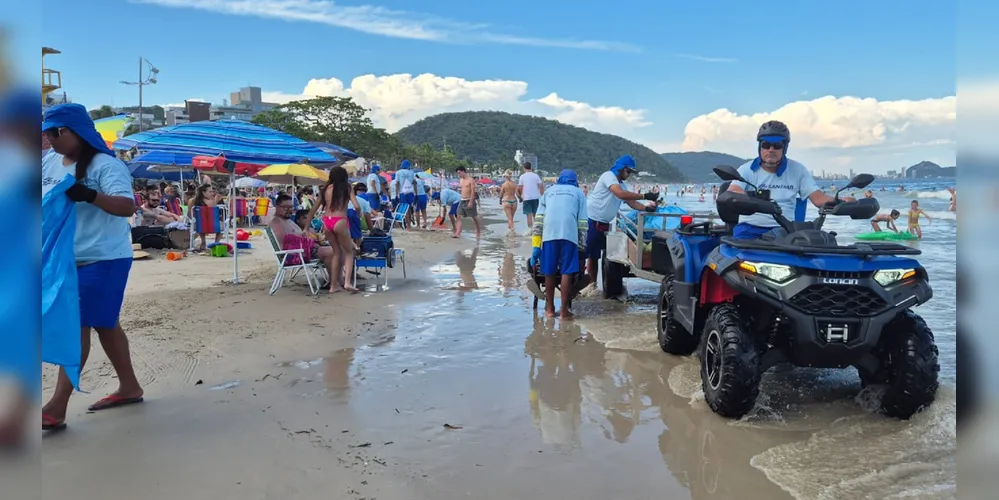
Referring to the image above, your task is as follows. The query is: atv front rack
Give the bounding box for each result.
[720,236,922,256]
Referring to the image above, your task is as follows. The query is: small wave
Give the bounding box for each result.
[904,191,953,200]
[750,385,956,500]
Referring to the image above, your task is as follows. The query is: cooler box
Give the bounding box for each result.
[360,236,395,268]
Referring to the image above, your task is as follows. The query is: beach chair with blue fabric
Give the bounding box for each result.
[388,202,410,233]
[354,235,406,290]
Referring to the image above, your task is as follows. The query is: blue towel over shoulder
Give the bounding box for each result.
[42,172,82,390]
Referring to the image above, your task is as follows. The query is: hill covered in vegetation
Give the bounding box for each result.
[660,151,749,183]
[394,111,683,180]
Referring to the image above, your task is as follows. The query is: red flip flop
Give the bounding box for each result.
[42,413,66,432]
[88,395,144,412]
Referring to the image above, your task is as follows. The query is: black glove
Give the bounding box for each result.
[644,204,656,212]
[66,183,98,203]
[643,191,659,201]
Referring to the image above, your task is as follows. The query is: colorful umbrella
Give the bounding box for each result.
[309,141,359,160]
[378,172,392,182]
[415,171,434,180]
[111,120,337,165]
[254,163,327,185]
[94,115,132,149]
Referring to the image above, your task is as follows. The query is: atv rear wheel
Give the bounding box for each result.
[868,310,940,419]
[658,274,698,355]
[699,304,761,418]
[602,254,626,299]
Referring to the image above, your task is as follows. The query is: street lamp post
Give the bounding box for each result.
[120,57,159,132]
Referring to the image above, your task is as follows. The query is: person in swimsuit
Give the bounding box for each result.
[907,200,932,239]
[500,170,518,232]
[947,186,956,212]
[307,166,362,293]
[871,209,901,232]
[455,166,482,239]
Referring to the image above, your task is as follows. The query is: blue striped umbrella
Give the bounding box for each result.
[309,141,359,159]
[112,120,337,165]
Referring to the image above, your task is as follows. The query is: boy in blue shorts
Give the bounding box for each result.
[531,169,587,319]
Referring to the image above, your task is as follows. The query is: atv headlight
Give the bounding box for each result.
[874,268,917,287]
[738,261,795,283]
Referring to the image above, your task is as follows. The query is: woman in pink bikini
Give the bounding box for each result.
[308,166,362,293]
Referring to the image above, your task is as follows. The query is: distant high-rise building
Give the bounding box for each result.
[514,150,539,170]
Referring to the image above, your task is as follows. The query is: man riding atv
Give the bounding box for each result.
[726,120,854,239]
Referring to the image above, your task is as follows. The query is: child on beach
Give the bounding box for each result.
[907,200,932,239]
[871,209,901,232]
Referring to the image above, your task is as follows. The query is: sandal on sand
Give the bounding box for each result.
[42,413,66,432]
[88,395,144,412]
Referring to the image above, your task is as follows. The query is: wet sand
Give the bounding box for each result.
[34,200,956,500]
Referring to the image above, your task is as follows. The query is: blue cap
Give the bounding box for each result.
[371,164,381,172]
[556,169,578,186]
[42,103,113,156]
[610,155,637,174]
[400,159,411,170]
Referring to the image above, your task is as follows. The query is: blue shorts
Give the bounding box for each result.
[541,239,580,276]
[78,258,132,329]
[448,202,459,217]
[733,223,778,240]
[366,193,381,210]
[400,193,416,206]
[417,195,429,211]
[347,210,363,239]
[523,199,540,215]
[585,219,610,260]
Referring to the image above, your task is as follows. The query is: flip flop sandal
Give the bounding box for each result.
[88,395,144,412]
[42,413,66,432]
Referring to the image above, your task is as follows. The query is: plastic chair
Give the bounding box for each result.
[264,226,327,295]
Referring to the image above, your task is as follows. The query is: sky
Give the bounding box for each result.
[26,0,963,174]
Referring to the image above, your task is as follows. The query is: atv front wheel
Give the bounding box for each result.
[699,304,761,418]
[658,274,698,355]
[871,310,940,419]
[602,254,626,299]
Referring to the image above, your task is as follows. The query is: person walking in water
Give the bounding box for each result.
[907,199,932,239]
[500,170,518,233]
[518,161,544,235]
[455,166,482,239]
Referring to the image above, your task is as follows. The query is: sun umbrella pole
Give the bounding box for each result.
[230,171,239,284]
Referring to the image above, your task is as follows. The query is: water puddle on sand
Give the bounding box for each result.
[275,221,955,499]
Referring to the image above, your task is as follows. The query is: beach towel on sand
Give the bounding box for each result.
[41,172,82,390]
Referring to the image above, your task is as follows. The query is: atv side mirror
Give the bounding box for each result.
[713,165,744,183]
[831,197,880,220]
[845,173,875,190]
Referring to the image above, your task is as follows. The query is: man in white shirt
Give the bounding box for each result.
[583,155,658,293]
[517,162,544,233]
[726,121,853,239]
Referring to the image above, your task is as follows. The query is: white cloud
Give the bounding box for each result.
[133,0,639,51]
[675,53,737,63]
[260,73,651,137]
[681,95,956,155]
[161,98,207,108]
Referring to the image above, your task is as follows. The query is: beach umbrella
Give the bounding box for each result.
[309,141,359,160]
[128,151,199,183]
[378,172,392,182]
[233,177,267,189]
[254,163,328,185]
[94,114,132,149]
[111,120,338,165]
[479,178,495,185]
[415,171,434,180]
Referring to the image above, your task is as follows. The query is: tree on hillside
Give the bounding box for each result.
[89,105,116,120]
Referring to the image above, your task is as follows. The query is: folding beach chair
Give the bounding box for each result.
[231,198,249,227]
[264,227,327,295]
[388,202,410,233]
[189,206,225,251]
[354,236,406,290]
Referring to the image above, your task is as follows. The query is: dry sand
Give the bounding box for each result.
[34,227,474,500]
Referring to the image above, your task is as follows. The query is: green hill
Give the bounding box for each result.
[394,111,684,181]
[660,151,748,183]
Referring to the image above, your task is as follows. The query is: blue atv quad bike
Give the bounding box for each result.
[652,166,939,420]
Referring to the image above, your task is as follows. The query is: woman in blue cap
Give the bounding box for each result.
[41,103,145,430]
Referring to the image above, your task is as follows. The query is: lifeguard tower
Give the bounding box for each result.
[42,47,62,105]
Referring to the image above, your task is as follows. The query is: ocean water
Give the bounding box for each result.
[287,181,956,500]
